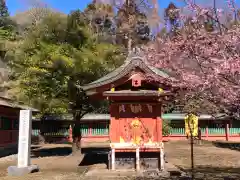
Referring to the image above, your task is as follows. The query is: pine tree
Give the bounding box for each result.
[0,0,16,32]
[0,0,9,18]
[84,1,116,44]
[115,0,151,50]
[164,2,180,36]
[84,0,152,50]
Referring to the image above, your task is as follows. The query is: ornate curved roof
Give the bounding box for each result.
[81,47,173,91]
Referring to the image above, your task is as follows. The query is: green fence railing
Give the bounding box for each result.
[169,128,240,135]
[80,124,89,136]
[32,129,40,136]
[44,128,68,136]
[208,128,225,135]
[170,128,185,135]
[32,128,69,137]
[31,127,240,137]
[201,128,206,135]
[229,128,240,135]
[92,124,109,136]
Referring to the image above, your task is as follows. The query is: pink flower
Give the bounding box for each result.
[143,20,240,115]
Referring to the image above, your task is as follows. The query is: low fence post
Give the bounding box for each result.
[205,126,209,138]
[225,121,229,141]
[68,125,73,142]
[89,124,92,136]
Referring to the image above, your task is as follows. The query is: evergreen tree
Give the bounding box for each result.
[6,10,124,153]
[0,0,12,29]
[0,0,9,18]
[84,0,151,50]
[84,1,116,44]
[164,2,180,36]
[115,0,151,50]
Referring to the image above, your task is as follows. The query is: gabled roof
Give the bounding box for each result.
[81,47,174,91]
[0,96,39,112]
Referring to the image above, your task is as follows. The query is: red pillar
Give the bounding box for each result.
[225,121,229,141]
[68,125,73,142]
[109,117,118,143]
[157,117,162,141]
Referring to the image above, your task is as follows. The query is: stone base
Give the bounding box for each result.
[110,152,164,170]
[7,165,39,176]
[85,168,170,178]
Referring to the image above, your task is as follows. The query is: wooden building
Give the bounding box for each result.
[162,113,240,141]
[34,112,240,145]
[79,113,240,142]
[32,49,240,150]
[0,96,38,147]
[32,113,110,143]
[80,48,175,170]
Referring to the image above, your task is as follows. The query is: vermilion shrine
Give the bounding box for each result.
[81,48,174,171]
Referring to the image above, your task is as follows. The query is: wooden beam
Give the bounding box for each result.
[160,148,164,170]
[157,117,162,141]
[136,147,140,171]
[111,148,115,170]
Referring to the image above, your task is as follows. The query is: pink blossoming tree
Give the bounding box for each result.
[144,1,240,118]
[143,2,240,178]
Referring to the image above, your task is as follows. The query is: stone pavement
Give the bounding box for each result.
[84,161,185,179]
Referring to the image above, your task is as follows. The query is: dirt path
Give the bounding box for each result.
[0,144,86,180]
[165,141,240,167]
[165,141,240,179]
[0,141,239,179]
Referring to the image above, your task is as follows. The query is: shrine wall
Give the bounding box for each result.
[109,103,163,144]
[110,103,161,118]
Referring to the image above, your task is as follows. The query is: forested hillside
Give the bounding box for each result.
[1,0,240,115]
[0,0,239,154]
[0,0,153,115]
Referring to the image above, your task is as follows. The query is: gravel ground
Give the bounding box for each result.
[0,141,239,180]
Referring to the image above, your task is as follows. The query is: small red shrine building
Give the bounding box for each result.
[81,48,175,171]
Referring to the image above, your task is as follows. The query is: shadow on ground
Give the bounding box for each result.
[79,152,108,166]
[0,145,40,158]
[180,166,240,180]
[31,146,72,158]
[132,166,240,180]
[31,146,110,158]
[81,147,110,154]
[212,141,240,151]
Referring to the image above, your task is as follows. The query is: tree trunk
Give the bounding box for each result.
[72,136,81,155]
[72,121,82,156]
[39,118,45,144]
[188,114,195,180]
[190,133,194,180]
[38,133,45,145]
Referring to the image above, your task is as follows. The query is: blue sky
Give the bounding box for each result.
[6,0,240,16]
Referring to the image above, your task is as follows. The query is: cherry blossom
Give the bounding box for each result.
[143,12,240,116]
